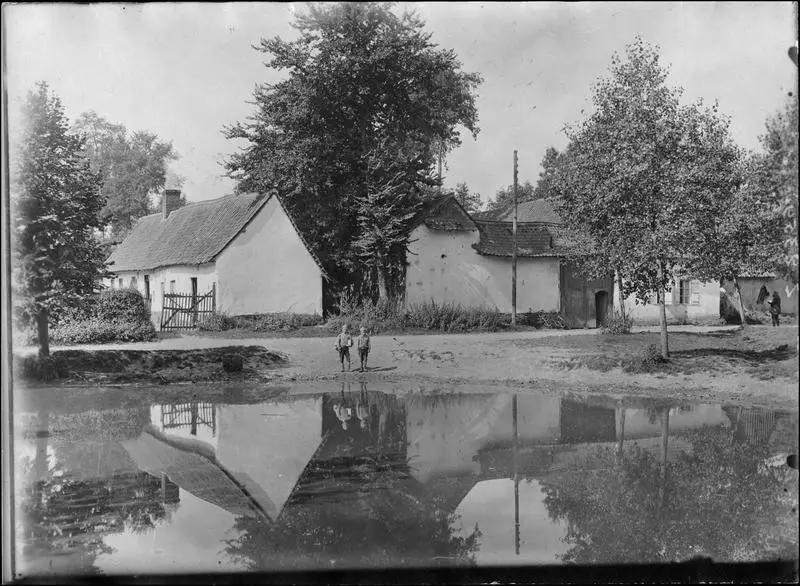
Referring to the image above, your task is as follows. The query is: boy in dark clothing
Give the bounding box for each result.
[335,325,353,371]
[357,326,371,372]
[767,292,782,327]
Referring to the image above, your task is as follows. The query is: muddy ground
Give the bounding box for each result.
[15,325,799,411]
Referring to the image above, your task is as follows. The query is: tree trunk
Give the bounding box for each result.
[659,407,670,513]
[376,257,388,303]
[656,262,669,359]
[732,274,747,328]
[615,270,626,320]
[36,310,50,358]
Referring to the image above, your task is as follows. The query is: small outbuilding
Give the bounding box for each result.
[105,189,327,328]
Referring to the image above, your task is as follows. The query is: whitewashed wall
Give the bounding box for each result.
[215,196,323,315]
[614,278,720,324]
[404,225,561,312]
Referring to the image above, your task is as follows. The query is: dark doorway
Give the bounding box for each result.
[144,275,151,303]
[595,290,609,327]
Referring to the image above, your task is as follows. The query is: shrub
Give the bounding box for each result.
[517,310,567,329]
[47,289,156,345]
[602,310,633,335]
[624,343,668,373]
[198,312,237,332]
[96,289,151,323]
[326,298,505,333]
[198,311,324,333]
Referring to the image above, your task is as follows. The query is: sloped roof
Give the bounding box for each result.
[411,194,477,231]
[106,192,327,276]
[496,199,562,224]
[473,221,564,257]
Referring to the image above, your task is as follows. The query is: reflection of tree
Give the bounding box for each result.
[16,406,177,574]
[224,390,480,570]
[542,422,798,564]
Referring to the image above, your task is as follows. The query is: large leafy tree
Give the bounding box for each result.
[452,181,482,214]
[12,83,110,357]
[72,111,178,239]
[485,180,535,216]
[758,95,798,285]
[224,2,482,300]
[551,38,741,358]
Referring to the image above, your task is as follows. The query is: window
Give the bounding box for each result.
[118,278,123,289]
[144,275,150,301]
[169,280,176,293]
[678,279,701,305]
[130,276,137,289]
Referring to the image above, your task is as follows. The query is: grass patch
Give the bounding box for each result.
[198,312,324,333]
[539,326,798,378]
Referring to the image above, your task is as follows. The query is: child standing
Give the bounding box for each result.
[335,324,353,371]
[356,326,371,372]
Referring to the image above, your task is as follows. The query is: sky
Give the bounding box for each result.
[4,2,798,206]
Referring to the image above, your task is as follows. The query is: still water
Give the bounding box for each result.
[12,383,799,577]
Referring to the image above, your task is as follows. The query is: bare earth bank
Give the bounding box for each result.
[15,325,799,411]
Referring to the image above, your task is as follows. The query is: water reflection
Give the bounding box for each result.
[13,386,798,577]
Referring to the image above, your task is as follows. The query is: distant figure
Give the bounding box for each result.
[767,291,782,327]
[756,285,770,306]
[356,326,371,372]
[334,324,353,371]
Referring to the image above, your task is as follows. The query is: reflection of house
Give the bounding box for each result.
[105,190,327,326]
[405,195,614,327]
[122,425,266,520]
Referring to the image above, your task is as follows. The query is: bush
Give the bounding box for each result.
[198,311,324,333]
[602,310,633,335]
[326,297,505,333]
[198,312,237,332]
[517,310,567,329]
[624,343,668,373]
[47,289,156,345]
[95,289,151,323]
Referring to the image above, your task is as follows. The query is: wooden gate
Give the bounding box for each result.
[160,286,215,331]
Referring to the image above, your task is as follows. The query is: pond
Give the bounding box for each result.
[11,383,799,578]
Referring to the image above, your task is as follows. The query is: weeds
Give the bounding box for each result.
[199,312,324,332]
[602,310,634,335]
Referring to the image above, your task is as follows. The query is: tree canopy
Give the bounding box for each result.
[551,38,741,357]
[12,83,110,356]
[72,111,178,239]
[224,2,482,299]
[452,182,482,214]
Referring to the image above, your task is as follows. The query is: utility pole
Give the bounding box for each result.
[511,150,518,326]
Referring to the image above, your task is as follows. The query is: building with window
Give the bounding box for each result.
[405,195,614,327]
[613,275,721,325]
[105,189,327,328]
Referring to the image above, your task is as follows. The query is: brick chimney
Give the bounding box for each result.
[162,189,182,220]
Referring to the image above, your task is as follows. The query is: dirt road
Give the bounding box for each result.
[17,325,799,410]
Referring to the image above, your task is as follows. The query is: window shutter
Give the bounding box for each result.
[690,280,701,305]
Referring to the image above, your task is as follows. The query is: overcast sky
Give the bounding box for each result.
[5,2,797,206]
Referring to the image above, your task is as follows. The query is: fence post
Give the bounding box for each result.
[212,283,216,315]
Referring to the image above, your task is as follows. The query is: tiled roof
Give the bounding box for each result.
[496,199,562,224]
[411,194,477,231]
[473,221,564,257]
[106,192,326,276]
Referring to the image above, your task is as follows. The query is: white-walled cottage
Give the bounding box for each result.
[105,189,326,327]
[404,195,614,327]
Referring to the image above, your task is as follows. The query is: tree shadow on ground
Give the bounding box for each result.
[670,345,793,364]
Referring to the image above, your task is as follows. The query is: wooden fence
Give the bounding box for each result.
[160,286,215,331]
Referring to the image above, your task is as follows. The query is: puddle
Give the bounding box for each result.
[11,383,799,577]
